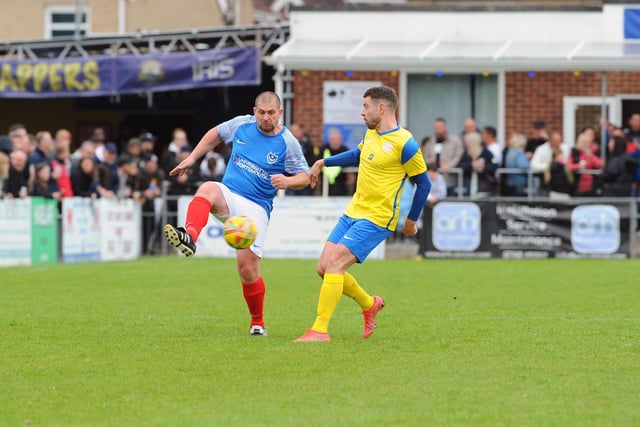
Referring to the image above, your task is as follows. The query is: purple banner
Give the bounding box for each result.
[0,45,260,98]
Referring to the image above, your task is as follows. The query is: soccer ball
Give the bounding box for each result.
[223,216,257,249]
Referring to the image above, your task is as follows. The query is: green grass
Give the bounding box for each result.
[1,257,639,427]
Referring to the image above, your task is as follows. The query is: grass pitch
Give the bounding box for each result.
[1,257,639,427]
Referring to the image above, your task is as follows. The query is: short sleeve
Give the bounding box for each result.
[217,115,254,144]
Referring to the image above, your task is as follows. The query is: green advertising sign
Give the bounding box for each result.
[31,197,58,265]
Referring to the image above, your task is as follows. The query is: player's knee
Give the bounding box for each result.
[196,181,219,200]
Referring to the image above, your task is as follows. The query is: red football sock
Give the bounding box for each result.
[185,196,211,241]
[242,276,265,327]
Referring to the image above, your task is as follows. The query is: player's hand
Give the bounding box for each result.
[402,218,418,237]
[309,159,324,189]
[169,157,195,176]
[270,174,289,190]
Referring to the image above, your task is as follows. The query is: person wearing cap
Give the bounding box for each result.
[125,137,142,165]
[139,132,156,161]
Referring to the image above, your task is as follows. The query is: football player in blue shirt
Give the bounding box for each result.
[164,91,310,337]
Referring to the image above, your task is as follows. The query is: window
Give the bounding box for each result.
[44,5,90,39]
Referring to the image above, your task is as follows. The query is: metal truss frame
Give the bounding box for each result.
[0,23,290,60]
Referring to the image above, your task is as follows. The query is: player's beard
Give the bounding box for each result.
[365,115,381,130]
[258,121,276,134]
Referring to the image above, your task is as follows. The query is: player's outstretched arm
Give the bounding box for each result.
[169,127,223,176]
[271,171,310,190]
[309,159,324,189]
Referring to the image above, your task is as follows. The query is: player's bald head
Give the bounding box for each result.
[255,91,281,109]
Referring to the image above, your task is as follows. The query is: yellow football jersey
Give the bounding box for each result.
[345,126,427,231]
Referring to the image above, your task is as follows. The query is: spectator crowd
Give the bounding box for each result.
[1,114,639,254]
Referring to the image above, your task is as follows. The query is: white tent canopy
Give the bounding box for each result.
[268,38,640,72]
[266,4,640,72]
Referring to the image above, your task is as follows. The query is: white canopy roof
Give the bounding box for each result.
[266,5,640,72]
[267,38,640,71]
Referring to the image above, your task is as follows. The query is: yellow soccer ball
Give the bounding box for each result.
[223,216,257,249]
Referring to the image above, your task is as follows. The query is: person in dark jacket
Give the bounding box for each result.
[601,136,639,197]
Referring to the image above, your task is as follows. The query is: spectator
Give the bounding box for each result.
[55,128,72,149]
[294,122,323,170]
[71,156,100,198]
[421,118,465,195]
[140,154,164,254]
[0,151,9,198]
[0,135,12,156]
[526,120,549,159]
[51,144,74,198]
[530,131,569,195]
[125,137,143,165]
[71,140,96,164]
[580,126,601,157]
[482,126,502,167]
[115,154,143,200]
[96,143,119,197]
[8,123,30,154]
[321,129,354,196]
[290,123,313,153]
[166,146,201,226]
[30,163,61,201]
[461,117,479,138]
[91,127,107,163]
[502,133,530,197]
[415,162,447,259]
[3,150,30,198]
[601,136,639,197]
[566,132,603,197]
[544,147,574,200]
[199,151,226,182]
[139,132,157,162]
[161,128,190,174]
[427,162,447,203]
[29,131,54,167]
[623,113,640,151]
[458,131,497,197]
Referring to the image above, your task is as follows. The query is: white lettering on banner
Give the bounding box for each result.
[490,234,562,247]
[496,204,558,219]
[505,219,547,232]
[192,57,235,81]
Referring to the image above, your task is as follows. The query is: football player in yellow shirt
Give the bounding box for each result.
[295,85,431,342]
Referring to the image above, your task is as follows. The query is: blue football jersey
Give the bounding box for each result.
[217,115,309,216]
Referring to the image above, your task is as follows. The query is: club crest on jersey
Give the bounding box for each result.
[266,152,279,164]
[382,142,393,152]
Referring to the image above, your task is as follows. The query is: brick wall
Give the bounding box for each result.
[291,70,399,145]
[292,70,640,146]
[505,71,640,140]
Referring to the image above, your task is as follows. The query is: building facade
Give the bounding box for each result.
[269,2,640,150]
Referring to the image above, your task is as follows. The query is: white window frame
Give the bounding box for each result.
[562,96,619,148]
[44,5,91,39]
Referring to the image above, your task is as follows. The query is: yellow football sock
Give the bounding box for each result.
[311,273,344,333]
[342,272,374,310]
